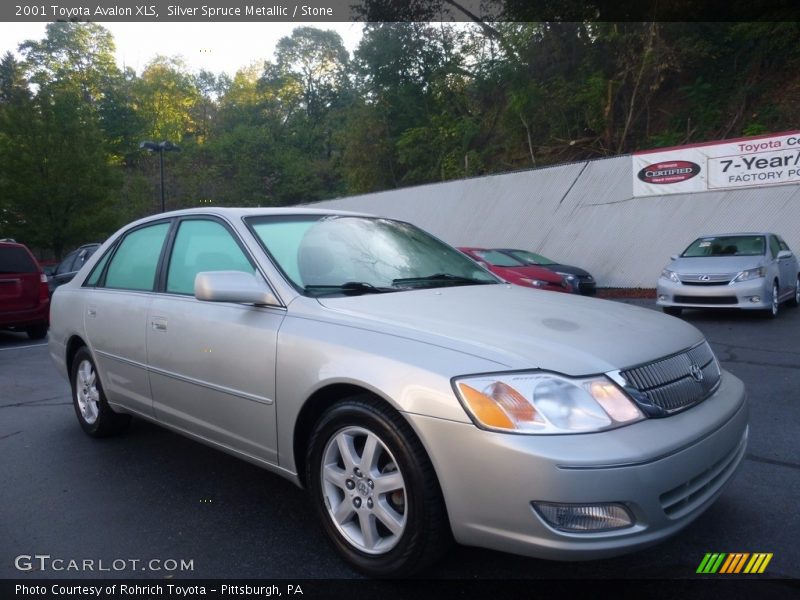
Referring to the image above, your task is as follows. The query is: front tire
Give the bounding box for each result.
[789,276,800,308]
[70,347,131,437]
[765,281,780,319]
[306,397,449,576]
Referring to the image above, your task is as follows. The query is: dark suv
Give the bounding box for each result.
[0,240,50,339]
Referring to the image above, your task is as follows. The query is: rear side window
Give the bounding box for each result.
[104,223,170,291]
[84,250,111,287]
[769,236,781,258]
[166,219,254,295]
[0,246,37,274]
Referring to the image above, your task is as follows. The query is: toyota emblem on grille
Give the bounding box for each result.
[699,275,711,281]
[689,364,704,382]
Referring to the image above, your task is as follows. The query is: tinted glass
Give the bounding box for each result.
[85,250,111,286]
[0,246,37,273]
[166,220,254,295]
[681,235,765,257]
[248,215,496,295]
[104,223,170,291]
[769,236,781,258]
[778,238,790,252]
[55,250,79,275]
[507,250,555,265]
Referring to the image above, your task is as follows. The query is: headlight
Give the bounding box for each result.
[519,278,547,288]
[555,272,576,282]
[453,372,644,434]
[660,268,680,283]
[730,266,765,283]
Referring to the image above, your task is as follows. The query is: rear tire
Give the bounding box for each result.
[306,396,450,576]
[26,323,48,339]
[70,347,131,437]
[662,307,682,317]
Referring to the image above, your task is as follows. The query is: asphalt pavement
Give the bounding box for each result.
[1,300,798,582]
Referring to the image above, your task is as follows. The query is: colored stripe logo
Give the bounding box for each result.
[697,553,773,574]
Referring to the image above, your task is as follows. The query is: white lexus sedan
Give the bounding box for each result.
[49,208,748,576]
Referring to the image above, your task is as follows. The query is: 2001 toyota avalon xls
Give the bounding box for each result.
[49,208,748,576]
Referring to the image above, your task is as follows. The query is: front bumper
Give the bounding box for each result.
[408,370,747,560]
[656,278,770,310]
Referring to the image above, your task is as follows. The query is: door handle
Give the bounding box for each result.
[151,318,167,332]
[87,306,97,317]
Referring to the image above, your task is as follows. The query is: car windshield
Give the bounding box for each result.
[681,235,766,257]
[472,249,526,267]
[247,215,498,296]
[506,250,555,265]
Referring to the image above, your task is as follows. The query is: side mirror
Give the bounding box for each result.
[777,250,793,259]
[670,255,678,261]
[194,271,279,306]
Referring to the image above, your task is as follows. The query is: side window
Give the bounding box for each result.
[778,237,790,252]
[769,236,781,258]
[104,222,170,291]
[166,219,255,295]
[84,250,111,287]
[55,250,78,275]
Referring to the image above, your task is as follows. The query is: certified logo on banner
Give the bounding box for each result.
[632,131,800,196]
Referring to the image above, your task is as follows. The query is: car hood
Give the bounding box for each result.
[546,264,592,278]
[313,285,703,375]
[668,256,764,274]
[492,264,562,282]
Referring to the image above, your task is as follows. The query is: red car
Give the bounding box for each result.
[0,240,50,339]
[458,247,570,293]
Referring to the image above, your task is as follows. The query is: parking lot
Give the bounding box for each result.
[1,299,798,581]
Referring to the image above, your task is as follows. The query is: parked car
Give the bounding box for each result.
[49,243,100,295]
[495,248,597,296]
[0,240,50,339]
[657,233,800,318]
[50,208,747,576]
[458,247,570,293]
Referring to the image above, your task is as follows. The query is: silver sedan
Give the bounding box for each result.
[657,233,800,318]
[49,208,748,576]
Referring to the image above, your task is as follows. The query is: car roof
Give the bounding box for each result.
[693,232,773,238]
[120,206,373,231]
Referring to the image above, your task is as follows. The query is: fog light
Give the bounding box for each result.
[658,295,667,301]
[750,296,760,303]
[532,502,634,532]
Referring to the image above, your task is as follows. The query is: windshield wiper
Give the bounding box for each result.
[305,281,397,296]
[392,273,494,287]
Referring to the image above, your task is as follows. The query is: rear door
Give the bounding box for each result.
[0,245,40,311]
[83,221,171,416]
[776,236,796,297]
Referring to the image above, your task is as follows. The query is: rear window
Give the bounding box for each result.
[0,246,37,274]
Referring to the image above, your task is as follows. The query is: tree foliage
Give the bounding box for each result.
[2,20,799,257]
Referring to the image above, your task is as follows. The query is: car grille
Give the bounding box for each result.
[674,295,738,305]
[619,341,721,415]
[660,429,747,518]
[678,273,735,284]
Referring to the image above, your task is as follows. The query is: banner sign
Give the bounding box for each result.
[632,131,800,197]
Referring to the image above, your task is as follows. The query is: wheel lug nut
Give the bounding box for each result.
[345,479,355,490]
[353,467,362,477]
[367,498,373,509]
[367,480,374,488]
[353,497,362,508]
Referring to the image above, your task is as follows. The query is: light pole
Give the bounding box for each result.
[139,140,180,213]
